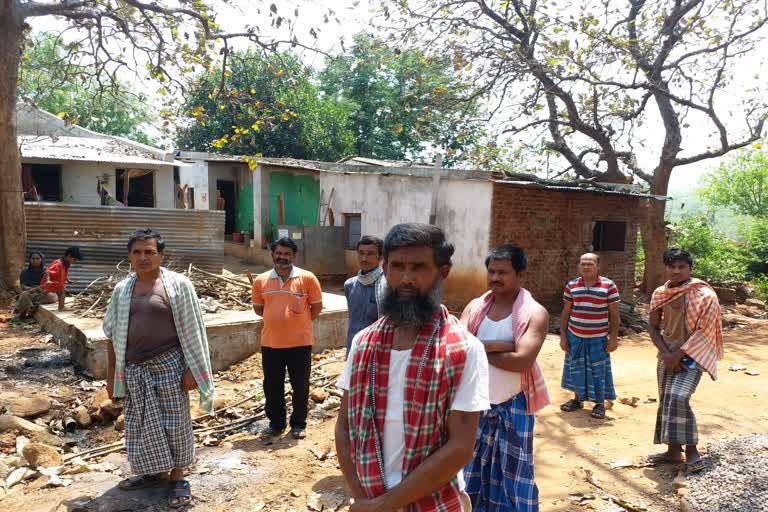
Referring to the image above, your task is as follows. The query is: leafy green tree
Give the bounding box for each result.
[700,149,768,219]
[669,214,748,285]
[176,51,356,162]
[319,33,482,163]
[740,220,768,275]
[18,33,157,145]
[382,0,768,291]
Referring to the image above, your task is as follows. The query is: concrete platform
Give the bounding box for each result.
[34,292,349,379]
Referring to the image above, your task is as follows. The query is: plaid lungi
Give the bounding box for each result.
[125,347,194,475]
[561,331,616,403]
[465,393,538,512]
[654,359,703,445]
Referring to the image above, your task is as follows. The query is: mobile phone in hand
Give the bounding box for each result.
[680,355,697,370]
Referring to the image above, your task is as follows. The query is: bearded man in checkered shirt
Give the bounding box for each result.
[335,223,489,512]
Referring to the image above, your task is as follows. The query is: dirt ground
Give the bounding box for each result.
[0,313,766,511]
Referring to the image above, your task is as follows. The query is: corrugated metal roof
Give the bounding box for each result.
[26,202,225,292]
[19,135,174,167]
[492,180,668,200]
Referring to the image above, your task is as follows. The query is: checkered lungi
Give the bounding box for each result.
[561,331,616,403]
[124,347,194,475]
[654,359,703,446]
[464,393,538,512]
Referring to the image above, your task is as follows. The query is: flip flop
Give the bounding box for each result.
[118,473,165,491]
[169,479,192,508]
[685,458,707,474]
[560,399,583,412]
[645,453,684,465]
[590,404,606,419]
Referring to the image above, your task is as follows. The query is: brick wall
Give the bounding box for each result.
[489,183,641,310]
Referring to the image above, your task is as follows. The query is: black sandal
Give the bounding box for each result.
[591,403,606,419]
[560,399,583,412]
[118,473,165,491]
[169,479,192,508]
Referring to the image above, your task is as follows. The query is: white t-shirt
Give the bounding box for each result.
[476,315,523,404]
[337,328,490,491]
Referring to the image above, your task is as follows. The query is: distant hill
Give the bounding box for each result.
[666,186,750,239]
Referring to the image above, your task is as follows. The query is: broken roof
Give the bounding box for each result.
[20,135,177,167]
[172,150,665,199]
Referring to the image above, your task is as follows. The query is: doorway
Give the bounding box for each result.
[116,169,155,207]
[216,180,236,235]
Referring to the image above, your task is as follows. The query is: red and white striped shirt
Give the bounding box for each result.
[563,276,620,338]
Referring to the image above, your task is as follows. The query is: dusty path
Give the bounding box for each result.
[1,316,766,511]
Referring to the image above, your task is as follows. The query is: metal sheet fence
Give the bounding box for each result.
[25,203,225,291]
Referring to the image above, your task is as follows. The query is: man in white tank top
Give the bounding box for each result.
[460,244,549,512]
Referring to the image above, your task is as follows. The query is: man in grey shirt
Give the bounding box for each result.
[343,235,385,353]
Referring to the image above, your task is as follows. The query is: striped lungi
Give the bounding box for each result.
[124,347,194,475]
[464,393,538,512]
[654,359,703,446]
[561,331,616,403]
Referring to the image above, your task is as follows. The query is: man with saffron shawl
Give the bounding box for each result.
[335,223,490,512]
[461,244,550,512]
[103,228,214,508]
[646,248,723,475]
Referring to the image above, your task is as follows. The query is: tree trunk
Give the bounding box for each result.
[0,7,25,291]
[641,171,672,294]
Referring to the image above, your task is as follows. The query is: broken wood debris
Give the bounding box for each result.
[71,264,254,317]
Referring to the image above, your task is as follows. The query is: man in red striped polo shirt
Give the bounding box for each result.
[559,253,620,419]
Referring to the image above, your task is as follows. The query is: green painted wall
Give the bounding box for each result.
[269,172,320,238]
[235,183,254,234]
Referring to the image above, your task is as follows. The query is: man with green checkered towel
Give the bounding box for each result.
[103,228,214,508]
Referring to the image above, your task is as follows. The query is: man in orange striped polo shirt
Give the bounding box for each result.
[252,237,323,440]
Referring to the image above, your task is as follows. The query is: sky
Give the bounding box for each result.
[28,0,766,194]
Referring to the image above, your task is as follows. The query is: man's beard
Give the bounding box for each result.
[380,277,443,327]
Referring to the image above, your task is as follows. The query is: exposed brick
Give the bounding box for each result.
[489,183,640,310]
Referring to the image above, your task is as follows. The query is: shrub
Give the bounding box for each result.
[668,214,749,285]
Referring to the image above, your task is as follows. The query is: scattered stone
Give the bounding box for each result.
[745,370,761,376]
[91,388,109,408]
[306,491,344,511]
[28,430,64,447]
[99,399,122,420]
[0,414,45,434]
[713,287,738,303]
[0,431,16,449]
[745,298,766,309]
[735,284,750,303]
[22,442,63,467]
[290,488,301,497]
[114,414,125,431]
[6,466,35,488]
[729,364,747,372]
[0,461,9,479]
[7,396,52,418]
[16,435,30,455]
[310,388,328,403]
[73,405,91,427]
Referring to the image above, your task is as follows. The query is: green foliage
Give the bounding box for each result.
[740,220,768,276]
[319,33,483,163]
[668,214,748,285]
[176,51,356,162]
[752,275,768,302]
[18,33,157,145]
[700,148,768,219]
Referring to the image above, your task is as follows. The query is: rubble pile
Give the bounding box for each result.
[0,343,344,500]
[71,266,253,317]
